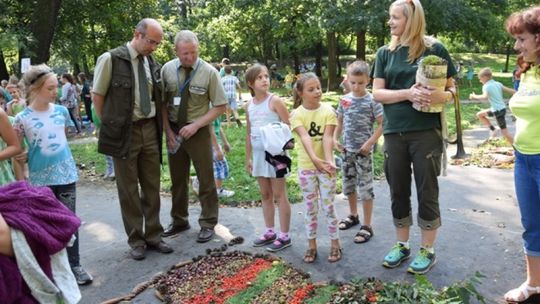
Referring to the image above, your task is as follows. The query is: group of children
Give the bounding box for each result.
[244,60,515,266]
[244,60,383,263]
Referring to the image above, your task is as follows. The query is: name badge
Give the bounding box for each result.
[173,97,181,106]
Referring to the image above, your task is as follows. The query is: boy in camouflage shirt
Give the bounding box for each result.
[333,60,383,244]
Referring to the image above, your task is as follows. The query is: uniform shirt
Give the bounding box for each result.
[337,92,383,151]
[371,42,457,134]
[509,66,540,154]
[93,43,155,121]
[13,104,78,186]
[291,103,337,170]
[161,58,227,123]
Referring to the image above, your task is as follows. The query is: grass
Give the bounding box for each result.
[72,52,511,204]
[71,100,480,205]
[452,53,516,101]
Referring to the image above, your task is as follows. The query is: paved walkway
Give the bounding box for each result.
[77,109,521,304]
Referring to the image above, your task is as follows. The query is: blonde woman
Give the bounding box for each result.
[370,0,456,274]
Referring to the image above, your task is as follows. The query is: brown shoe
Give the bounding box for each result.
[130,246,146,260]
[197,227,215,243]
[162,223,191,237]
[148,241,174,254]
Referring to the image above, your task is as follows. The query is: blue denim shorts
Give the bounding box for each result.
[514,149,540,256]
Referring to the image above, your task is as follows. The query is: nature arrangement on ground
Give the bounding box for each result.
[152,249,485,304]
[450,138,515,169]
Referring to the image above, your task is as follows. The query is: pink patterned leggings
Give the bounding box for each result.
[298,169,339,240]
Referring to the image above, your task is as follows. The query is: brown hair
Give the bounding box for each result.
[78,72,87,82]
[292,72,319,109]
[245,63,268,96]
[224,65,233,74]
[347,60,370,76]
[506,6,540,73]
[62,73,75,85]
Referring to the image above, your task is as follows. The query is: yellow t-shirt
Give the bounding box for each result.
[509,66,540,154]
[291,103,337,169]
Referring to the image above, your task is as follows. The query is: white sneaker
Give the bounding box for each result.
[218,188,235,198]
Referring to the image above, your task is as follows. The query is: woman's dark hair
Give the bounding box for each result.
[62,73,75,84]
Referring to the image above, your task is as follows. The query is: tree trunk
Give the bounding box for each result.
[326,31,337,92]
[21,0,62,64]
[336,34,342,81]
[504,44,510,73]
[73,63,81,77]
[223,44,230,60]
[83,57,90,76]
[377,21,386,47]
[275,43,281,62]
[293,51,300,75]
[0,51,9,81]
[315,41,323,78]
[356,30,366,60]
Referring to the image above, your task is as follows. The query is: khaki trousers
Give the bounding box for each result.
[113,120,163,247]
[168,124,218,229]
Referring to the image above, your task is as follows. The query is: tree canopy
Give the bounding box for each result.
[0,0,534,87]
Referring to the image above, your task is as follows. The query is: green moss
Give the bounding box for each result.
[226,264,286,304]
[421,55,447,66]
[305,285,339,304]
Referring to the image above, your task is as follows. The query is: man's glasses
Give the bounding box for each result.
[139,33,161,46]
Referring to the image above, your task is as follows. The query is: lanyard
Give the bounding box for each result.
[175,58,200,97]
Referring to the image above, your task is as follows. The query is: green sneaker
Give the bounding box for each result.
[407,248,437,274]
[383,243,411,268]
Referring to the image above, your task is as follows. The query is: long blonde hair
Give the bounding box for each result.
[389,0,434,63]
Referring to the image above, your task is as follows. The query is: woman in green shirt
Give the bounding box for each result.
[371,0,456,275]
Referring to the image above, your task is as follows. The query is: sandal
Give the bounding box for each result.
[303,248,317,263]
[354,225,374,244]
[328,247,342,263]
[505,282,540,303]
[338,214,359,230]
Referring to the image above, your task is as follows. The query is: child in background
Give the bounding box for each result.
[246,63,292,252]
[0,106,21,186]
[291,72,342,263]
[222,65,243,127]
[284,67,295,96]
[333,61,383,244]
[6,83,26,117]
[210,116,235,198]
[470,67,516,144]
[466,62,474,88]
[13,64,93,285]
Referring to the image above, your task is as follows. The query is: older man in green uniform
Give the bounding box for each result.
[92,18,173,260]
[161,30,226,242]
